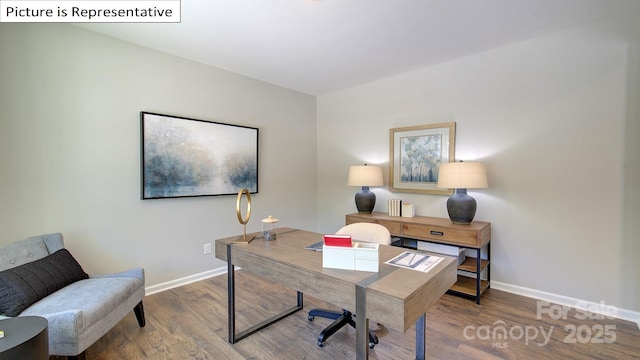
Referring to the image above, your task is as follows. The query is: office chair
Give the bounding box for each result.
[308,222,392,348]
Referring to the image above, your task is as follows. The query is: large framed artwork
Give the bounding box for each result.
[389,122,455,195]
[141,112,258,199]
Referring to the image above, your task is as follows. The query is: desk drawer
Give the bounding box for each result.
[346,217,402,235]
[402,223,479,246]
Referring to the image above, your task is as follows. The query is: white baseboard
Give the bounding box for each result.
[492,281,640,329]
[145,266,227,296]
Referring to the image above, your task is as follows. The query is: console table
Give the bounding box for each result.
[346,212,491,304]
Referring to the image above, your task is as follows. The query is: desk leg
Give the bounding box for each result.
[226,244,304,344]
[355,283,369,360]
[227,250,236,343]
[415,314,426,360]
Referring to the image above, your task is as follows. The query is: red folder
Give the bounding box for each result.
[323,234,352,247]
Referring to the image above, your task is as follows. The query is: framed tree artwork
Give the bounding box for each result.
[389,122,455,195]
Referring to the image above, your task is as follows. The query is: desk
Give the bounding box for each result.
[215,228,456,360]
[0,316,48,360]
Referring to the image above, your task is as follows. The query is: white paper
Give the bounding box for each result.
[385,251,443,273]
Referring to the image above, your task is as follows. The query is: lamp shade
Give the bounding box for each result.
[437,161,487,224]
[348,165,383,187]
[437,162,488,189]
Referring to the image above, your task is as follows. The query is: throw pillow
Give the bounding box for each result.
[0,249,89,316]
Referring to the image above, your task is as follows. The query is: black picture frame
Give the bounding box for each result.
[141,112,259,199]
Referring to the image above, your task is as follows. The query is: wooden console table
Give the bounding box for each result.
[346,212,491,304]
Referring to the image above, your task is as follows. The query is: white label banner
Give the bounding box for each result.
[1,1,181,23]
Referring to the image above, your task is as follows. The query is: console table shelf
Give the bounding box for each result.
[451,276,490,297]
[346,212,491,304]
[458,257,490,273]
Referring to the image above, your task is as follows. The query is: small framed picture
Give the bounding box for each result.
[389,122,455,195]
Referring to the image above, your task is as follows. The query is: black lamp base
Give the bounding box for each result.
[446,188,477,224]
[354,186,376,214]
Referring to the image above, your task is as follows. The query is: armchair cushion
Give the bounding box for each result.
[0,249,89,316]
[21,272,144,349]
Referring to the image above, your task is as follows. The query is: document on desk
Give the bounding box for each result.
[385,251,443,273]
[304,241,324,251]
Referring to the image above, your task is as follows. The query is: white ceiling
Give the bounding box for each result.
[76,0,638,95]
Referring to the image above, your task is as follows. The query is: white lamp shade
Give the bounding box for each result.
[348,165,383,187]
[437,162,488,189]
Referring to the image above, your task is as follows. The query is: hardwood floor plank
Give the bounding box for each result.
[52,271,639,359]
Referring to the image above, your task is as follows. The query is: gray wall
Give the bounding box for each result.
[317,25,640,314]
[0,24,317,287]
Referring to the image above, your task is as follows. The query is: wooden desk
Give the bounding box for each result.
[215,228,456,360]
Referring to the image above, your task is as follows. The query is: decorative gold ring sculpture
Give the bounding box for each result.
[235,188,255,243]
[236,188,252,225]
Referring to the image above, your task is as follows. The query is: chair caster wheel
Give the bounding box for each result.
[308,315,314,321]
[317,341,324,347]
[369,342,375,349]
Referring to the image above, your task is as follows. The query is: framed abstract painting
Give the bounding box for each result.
[141,112,258,199]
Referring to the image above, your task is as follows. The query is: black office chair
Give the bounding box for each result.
[308,223,391,348]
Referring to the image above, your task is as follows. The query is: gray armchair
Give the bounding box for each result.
[0,233,145,360]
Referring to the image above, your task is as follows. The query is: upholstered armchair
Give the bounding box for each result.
[0,233,146,360]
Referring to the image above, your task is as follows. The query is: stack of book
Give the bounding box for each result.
[388,199,416,217]
[388,199,402,216]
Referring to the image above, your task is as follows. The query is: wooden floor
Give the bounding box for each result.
[53,271,640,359]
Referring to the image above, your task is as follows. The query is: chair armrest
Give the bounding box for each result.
[90,268,144,282]
[39,309,84,344]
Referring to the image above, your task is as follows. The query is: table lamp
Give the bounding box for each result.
[437,161,488,224]
[348,164,383,214]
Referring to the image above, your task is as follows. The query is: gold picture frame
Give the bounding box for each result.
[389,122,456,195]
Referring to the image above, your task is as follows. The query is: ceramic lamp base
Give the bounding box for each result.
[354,186,376,214]
[446,188,477,224]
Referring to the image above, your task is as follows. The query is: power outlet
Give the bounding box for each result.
[203,243,212,255]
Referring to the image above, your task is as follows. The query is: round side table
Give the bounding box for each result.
[0,316,48,360]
